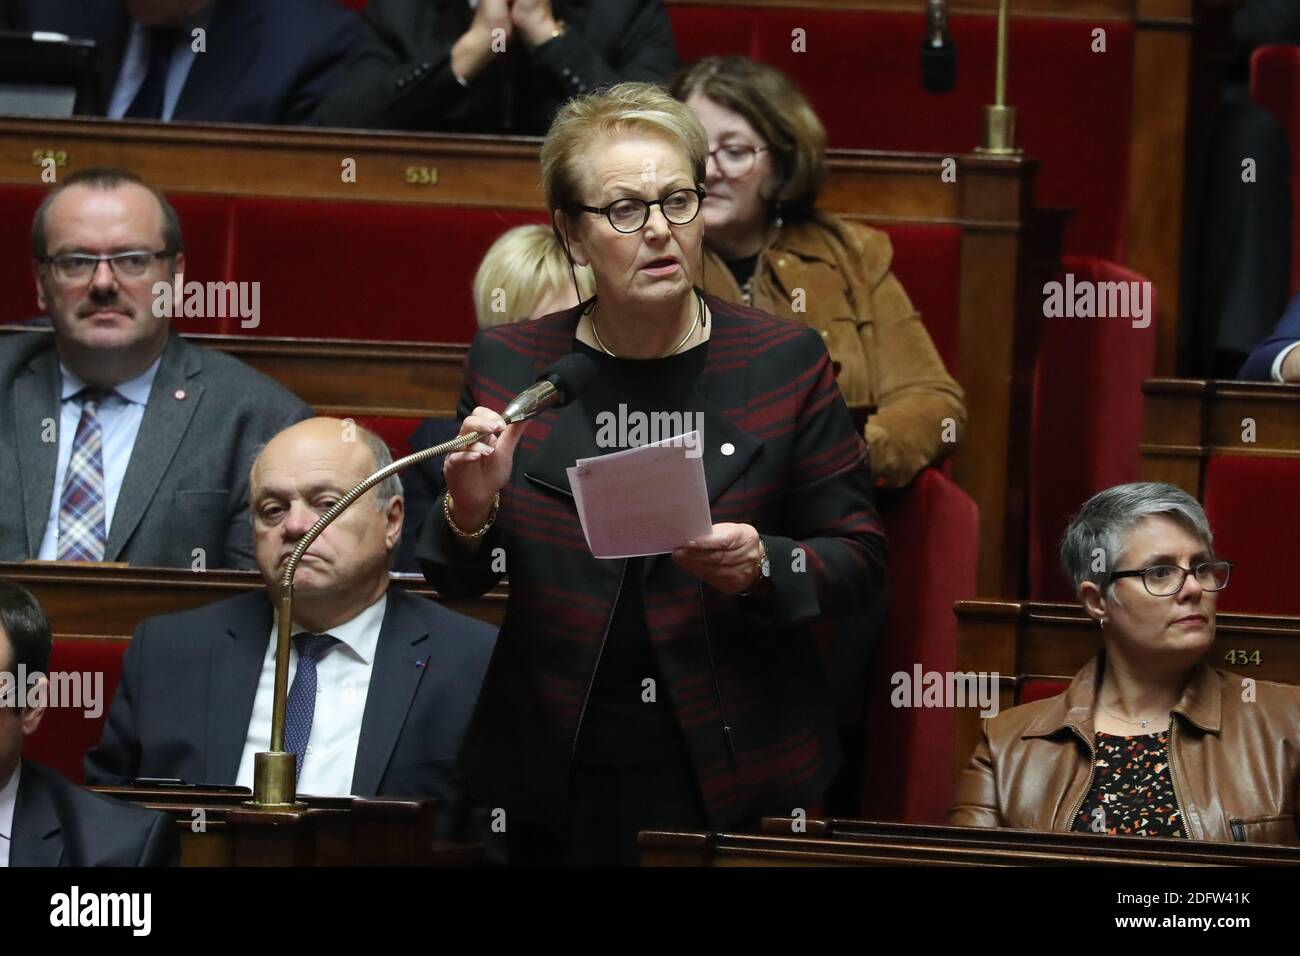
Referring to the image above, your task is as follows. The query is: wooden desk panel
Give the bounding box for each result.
[1140,379,1300,497]
[951,598,1300,788]
[1,563,507,639]
[639,823,1300,866]
[0,328,465,419]
[91,786,479,866]
[752,815,1300,866]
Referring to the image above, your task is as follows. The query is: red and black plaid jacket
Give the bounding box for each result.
[418,294,888,831]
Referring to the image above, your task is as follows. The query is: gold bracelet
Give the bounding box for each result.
[444,491,500,540]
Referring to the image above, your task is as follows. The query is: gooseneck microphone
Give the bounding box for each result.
[249,352,596,810]
[921,0,957,94]
[503,352,597,424]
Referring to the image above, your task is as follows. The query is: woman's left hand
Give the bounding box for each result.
[672,523,765,595]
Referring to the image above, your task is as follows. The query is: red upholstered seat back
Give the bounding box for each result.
[1028,255,1156,601]
[1018,677,1068,705]
[229,200,547,341]
[1251,45,1300,296]
[868,221,962,374]
[0,186,44,325]
[25,639,128,784]
[862,467,979,823]
[1202,455,1300,616]
[348,415,420,458]
[670,5,1134,259]
[2,181,963,357]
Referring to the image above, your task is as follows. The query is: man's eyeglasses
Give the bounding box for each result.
[1106,560,1233,597]
[38,250,172,282]
[707,143,767,178]
[573,187,705,234]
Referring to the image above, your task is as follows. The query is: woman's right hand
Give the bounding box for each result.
[442,406,526,530]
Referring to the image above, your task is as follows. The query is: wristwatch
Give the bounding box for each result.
[739,536,771,597]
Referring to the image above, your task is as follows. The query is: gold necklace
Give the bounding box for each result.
[591,293,703,358]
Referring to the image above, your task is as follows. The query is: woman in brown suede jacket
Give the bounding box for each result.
[673,56,965,488]
[951,482,1300,844]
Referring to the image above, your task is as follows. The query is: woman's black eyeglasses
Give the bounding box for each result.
[572,187,706,234]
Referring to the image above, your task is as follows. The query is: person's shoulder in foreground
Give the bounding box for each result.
[11,760,178,867]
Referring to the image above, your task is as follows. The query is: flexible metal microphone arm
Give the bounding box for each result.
[925,0,950,46]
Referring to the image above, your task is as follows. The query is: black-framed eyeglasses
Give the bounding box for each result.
[1107,560,1234,597]
[707,143,767,178]
[37,250,173,282]
[572,187,705,234]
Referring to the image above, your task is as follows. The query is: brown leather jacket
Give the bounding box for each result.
[950,654,1300,844]
[702,213,966,488]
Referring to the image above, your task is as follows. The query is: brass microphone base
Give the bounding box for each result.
[975,104,1020,155]
[246,750,303,810]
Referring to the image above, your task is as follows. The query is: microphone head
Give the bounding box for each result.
[539,352,597,406]
[921,43,957,94]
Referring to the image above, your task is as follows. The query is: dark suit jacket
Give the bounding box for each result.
[10,760,177,866]
[0,331,312,569]
[0,0,358,124]
[395,415,459,572]
[1239,290,1300,380]
[312,0,678,133]
[418,294,888,832]
[83,587,497,843]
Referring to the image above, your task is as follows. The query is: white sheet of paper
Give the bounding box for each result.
[566,431,713,559]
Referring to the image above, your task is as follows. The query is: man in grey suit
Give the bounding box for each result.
[0,167,311,569]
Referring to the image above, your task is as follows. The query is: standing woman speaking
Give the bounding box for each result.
[417,83,887,865]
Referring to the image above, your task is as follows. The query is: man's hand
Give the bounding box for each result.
[1281,343,1300,383]
[451,0,512,83]
[672,523,765,595]
[510,0,562,48]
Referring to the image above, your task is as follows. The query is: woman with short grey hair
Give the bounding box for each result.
[951,482,1300,843]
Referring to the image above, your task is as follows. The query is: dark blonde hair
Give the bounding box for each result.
[671,56,827,221]
[541,81,708,241]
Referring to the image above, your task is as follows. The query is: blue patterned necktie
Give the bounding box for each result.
[56,389,108,561]
[284,633,339,779]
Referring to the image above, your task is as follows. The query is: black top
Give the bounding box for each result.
[1071,730,1186,838]
[571,331,709,767]
[723,253,760,294]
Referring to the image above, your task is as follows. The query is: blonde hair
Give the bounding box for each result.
[473,225,595,328]
[540,81,708,240]
[671,56,827,221]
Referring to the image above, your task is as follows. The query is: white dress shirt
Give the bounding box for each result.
[0,762,20,868]
[235,594,386,797]
[106,6,214,121]
[37,358,161,560]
